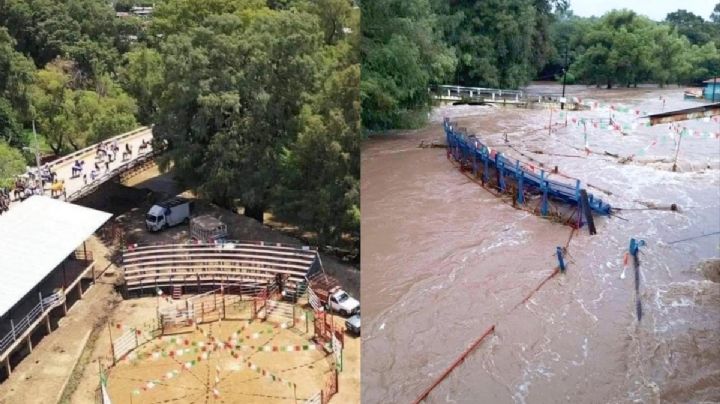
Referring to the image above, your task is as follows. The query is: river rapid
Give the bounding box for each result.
[361,84,720,403]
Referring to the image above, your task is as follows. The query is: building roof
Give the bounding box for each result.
[703,77,720,83]
[645,103,720,125]
[0,196,111,317]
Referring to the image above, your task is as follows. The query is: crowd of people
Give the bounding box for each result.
[1,136,152,214]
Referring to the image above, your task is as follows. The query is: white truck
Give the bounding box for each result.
[145,197,192,232]
[309,274,360,317]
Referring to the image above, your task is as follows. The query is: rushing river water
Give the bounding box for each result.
[361,84,720,403]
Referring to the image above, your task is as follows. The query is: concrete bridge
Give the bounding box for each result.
[6,127,158,210]
[431,85,578,109]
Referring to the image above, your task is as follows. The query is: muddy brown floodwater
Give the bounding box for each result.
[361,84,720,403]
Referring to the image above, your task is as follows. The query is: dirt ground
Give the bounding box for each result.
[103,302,334,403]
[0,166,360,404]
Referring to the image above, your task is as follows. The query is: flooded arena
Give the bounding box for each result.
[361,84,720,403]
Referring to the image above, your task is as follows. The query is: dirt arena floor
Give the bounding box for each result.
[105,308,335,403]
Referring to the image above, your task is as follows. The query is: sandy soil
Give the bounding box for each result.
[104,308,334,403]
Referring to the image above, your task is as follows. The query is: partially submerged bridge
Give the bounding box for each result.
[443,118,611,230]
[431,85,580,109]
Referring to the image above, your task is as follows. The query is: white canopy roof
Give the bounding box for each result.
[0,196,111,317]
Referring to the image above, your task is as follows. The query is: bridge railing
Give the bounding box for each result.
[64,144,162,202]
[431,85,564,103]
[43,126,151,171]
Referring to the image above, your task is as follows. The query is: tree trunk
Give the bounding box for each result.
[244,205,264,223]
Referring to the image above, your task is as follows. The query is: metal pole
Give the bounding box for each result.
[713,76,717,103]
[561,44,568,110]
[31,120,41,171]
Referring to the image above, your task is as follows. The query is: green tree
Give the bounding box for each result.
[154,9,324,222]
[30,61,74,154]
[570,10,658,88]
[0,27,36,120]
[274,31,360,246]
[665,9,712,45]
[31,60,137,153]
[119,47,165,123]
[0,99,23,147]
[712,3,720,24]
[0,0,129,77]
[361,0,455,130]
[0,141,26,188]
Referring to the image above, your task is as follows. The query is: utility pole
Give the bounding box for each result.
[713,75,717,103]
[561,44,569,110]
[31,119,41,170]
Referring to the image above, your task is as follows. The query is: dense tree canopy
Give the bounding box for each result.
[0,0,360,251]
[30,60,137,154]
[437,0,556,88]
[149,0,359,249]
[361,0,455,130]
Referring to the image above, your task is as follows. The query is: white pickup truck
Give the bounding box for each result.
[310,276,360,316]
[326,287,360,316]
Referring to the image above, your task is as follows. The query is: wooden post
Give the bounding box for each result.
[78,278,84,297]
[26,336,32,353]
[83,241,87,262]
[107,322,116,365]
[672,127,684,172]
[4,357,10,376]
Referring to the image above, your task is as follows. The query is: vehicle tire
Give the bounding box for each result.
[183,217,190,225]
[340,309,348,317]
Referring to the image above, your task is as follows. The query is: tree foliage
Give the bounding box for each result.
[0,141,26,188]
[153,7,322,222]
[665,9,714,46]
[547,8,720,87]
[119,47,165,123]
[30,60,137,153]
[437,0,556,88]
[361,0,455,130]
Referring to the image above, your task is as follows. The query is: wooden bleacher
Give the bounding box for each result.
[122,241,318,297]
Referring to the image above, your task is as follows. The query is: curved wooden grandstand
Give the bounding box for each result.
[122,241,320,298]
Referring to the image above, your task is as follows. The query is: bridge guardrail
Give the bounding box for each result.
[41,126,152,171]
